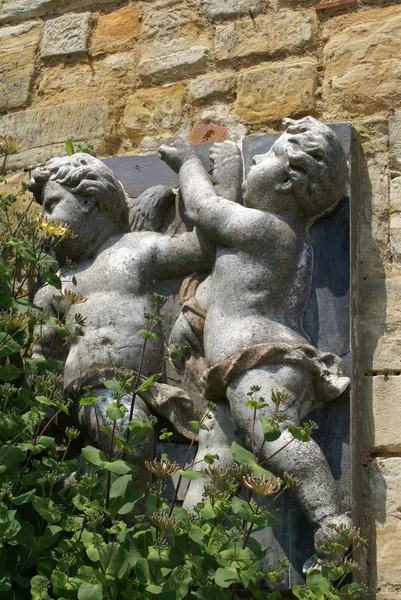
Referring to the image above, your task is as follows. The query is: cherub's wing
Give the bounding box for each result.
[129,185,176,232]
[210,141,244,205]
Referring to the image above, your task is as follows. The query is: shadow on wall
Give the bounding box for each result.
[352,127,388,592]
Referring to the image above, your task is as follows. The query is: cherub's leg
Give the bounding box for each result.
[226,364,351,568]
[183,400,237,511]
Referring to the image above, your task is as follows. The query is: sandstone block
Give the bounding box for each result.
[390,177,401,213]
[124,85,185,138]
[369,376,401,452]
[235,59,317,124]
[90,6,139,56]
[358,277,401,371]
[0,99,108,169]
[188,72,234,102]
[36,55,137,107]
[197,0,263,21]
[142,4,196,39]
[41,13,92,58]
[0,21,41,111]
[389,112,401,173]
[370,457,401,586]
[215,10,316,62]
[139,46,209,84]
[0,0,111,25]
[390,215,401,264]
[323,7,401,119]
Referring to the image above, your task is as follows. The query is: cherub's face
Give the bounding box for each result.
[42,180,94,257]
[242,138,291,210]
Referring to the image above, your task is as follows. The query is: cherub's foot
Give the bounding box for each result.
[210,140,241,168]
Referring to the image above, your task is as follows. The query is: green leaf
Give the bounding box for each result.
[65,138,75,156]
[127,418,153,446]
[188,420,209,432]
[117,489,144,515]
[104,379,121,391]
[214,567,240,588]
[230,442,274,477]
[79,396,107,405]
[24,357,64,372]
[104,459,136,474]
[136,373,162,393]
[0,364,21,381]
[196,586,229,600]
[231,496,279,529]
[288,426,311,443]
[82,445,107,467]
[41,271,62,290]
[0,446,25,473]
[106,401,128,421]
[31,496,60,523]
[109,474,132,499]
[136,557,151,585]
[260,416,281,442]
[78,583,104,600]
[178,469,205,480]
[135,329,158,342]
[48,316,70,337]
[0,332,22,359]
[37,525,61,549]
[12,489,36,505]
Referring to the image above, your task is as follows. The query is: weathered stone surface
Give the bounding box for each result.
[188,72,234,102]
[358,277,401,371]
[123,85,185,138]
[0,0,111,24]
[389,112,401,173]
[215,10,316,61]
[235,59,317,124]
[142,4,196,38]
[0,21,41,111]
[323,7,401,119]
[390,177,401,213]
[41,13,92,58]
[390,215,401,264]
[368,376,401,451]
[90,6,139,56]
[139,45,209,84]
[36,55,137,106]
[197,0,263,21]
[370,457,401,586]
[0,99,108,169]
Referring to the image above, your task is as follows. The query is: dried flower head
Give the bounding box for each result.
[243,474,281,497]
[0,136,23,156]
[145,458,180,479]
[152,510,181,532]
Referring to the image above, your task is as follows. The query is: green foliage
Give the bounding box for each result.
[0,179,368,599]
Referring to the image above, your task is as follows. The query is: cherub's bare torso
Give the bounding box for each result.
[37,229,207,387]
[203,215,313,366]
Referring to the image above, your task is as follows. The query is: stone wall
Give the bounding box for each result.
[1,0,401,597]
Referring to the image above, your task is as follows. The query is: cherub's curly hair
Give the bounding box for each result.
[28,153,128,230]
[281,116,348,220]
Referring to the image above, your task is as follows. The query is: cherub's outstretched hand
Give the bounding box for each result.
[158,139,195,174]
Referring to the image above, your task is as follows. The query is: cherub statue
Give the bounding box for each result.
[29,153,212,489]
[159,117,352,571]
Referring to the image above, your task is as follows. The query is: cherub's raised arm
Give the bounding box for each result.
[154,228,213,281]
[158,141,255,247]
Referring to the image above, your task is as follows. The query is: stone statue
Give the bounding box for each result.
[29,153,212,489]
[159,116,352,571]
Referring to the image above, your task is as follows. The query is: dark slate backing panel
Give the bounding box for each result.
[102,125,352,587]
